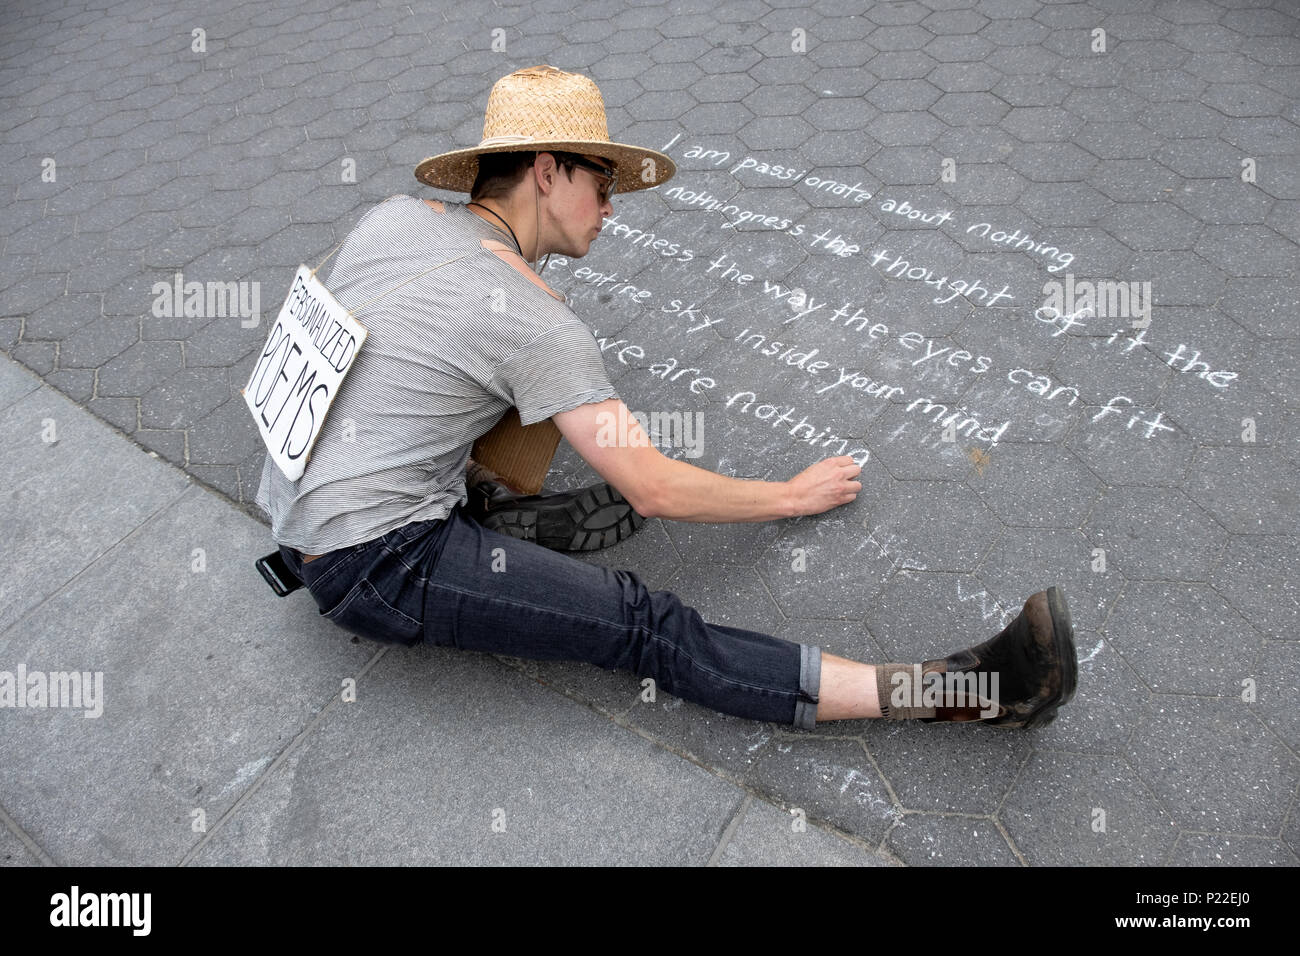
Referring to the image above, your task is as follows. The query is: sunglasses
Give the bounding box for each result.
[567,156,617,203]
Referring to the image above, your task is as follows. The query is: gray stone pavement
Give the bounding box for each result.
[2,0,1298,865]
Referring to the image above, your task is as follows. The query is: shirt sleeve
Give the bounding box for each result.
[490,322,618,426]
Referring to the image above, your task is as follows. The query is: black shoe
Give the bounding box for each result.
[924,586,1078,728]
[468,479,645,552]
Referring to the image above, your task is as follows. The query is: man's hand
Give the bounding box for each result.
[553,397,863,524]
[786,455,863,517]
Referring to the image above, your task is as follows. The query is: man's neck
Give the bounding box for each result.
[467,195,540,262]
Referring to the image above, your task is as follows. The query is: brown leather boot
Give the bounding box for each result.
[923,586,1078,728]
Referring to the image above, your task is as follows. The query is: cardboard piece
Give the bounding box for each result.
[471,408,561,495]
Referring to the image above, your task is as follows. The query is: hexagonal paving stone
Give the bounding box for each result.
[945,163,1028,204]
[1074,120,1165,161]
[1002,106,1084,143]
[1184,445,1300,535]
[746,737,900,845]
[140,366,232,431]
[1065,401,1196,487]
[929,61,1003,94]
[1202,82,1289,119]
[1139,100,1228,140]
[1169,178,1275,226]
[1016,181,1111,226]
[96,340,183,399]
[1086,486,1228,582]
[1208,535,1300,643]
[866,718,1030,815]
[1167,832,1299,866]
[738,115,816,151]
[924,34,995,64]
[22,293,101,341]
[979,16,1049,46]
[885,812,1019,865]
[1222,116,1300,156]
[969,442,1101,530]
[865,49,938,79]
[1100,202,1203,253]
[867,110,947,146]
[929,91,1009,126]
[1125,251,1227,307]
[867,410,986,483]
[869,25,932,52]
[865,78,943,112]
[1049,333,1171,411]
[922,9,989,36]
[1129,696,1298,834]
[1062,86,1147,124]
[1155,137,1244,181]
[1195,225,1296,278]
[1001,752,1179,865]
[1092,159,1179,203]
[866,569,1019,664]
[188,395,260,467]
[1006,142,1098,182]
[868,478,1006,572]
[757,503,907,620]
[1105,582,1261,697]
[1248,641,1300,751]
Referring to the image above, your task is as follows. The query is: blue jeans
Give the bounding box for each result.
[279,505,821,729]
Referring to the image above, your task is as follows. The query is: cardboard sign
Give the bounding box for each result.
[243,265,366,482]
[472,409,562,496]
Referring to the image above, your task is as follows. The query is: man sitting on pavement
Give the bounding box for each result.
[256,65,1077,731]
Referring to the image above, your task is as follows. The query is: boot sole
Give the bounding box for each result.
[1020,585,1078,729]
[482,483,644,551]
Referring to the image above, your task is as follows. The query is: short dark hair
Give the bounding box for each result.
[470,150,588,201]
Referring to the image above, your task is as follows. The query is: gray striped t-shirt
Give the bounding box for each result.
[255,195,617,554]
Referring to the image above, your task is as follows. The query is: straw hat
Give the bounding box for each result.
[414,65,675,195]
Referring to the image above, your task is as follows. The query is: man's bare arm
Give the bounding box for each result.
[552,397,861,523]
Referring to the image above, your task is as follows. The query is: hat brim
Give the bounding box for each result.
[414,140,676,195]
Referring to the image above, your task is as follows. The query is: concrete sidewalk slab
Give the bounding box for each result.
[189,644,749,866]
[0,366,190,634]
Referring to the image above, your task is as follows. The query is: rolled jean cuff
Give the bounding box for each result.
[793,644,822,731]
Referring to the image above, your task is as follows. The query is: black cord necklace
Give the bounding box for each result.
[467,202,523,257]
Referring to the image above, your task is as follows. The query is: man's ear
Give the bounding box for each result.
[533,151,558,195]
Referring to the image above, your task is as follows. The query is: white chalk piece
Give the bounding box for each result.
[242,265,367,482]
